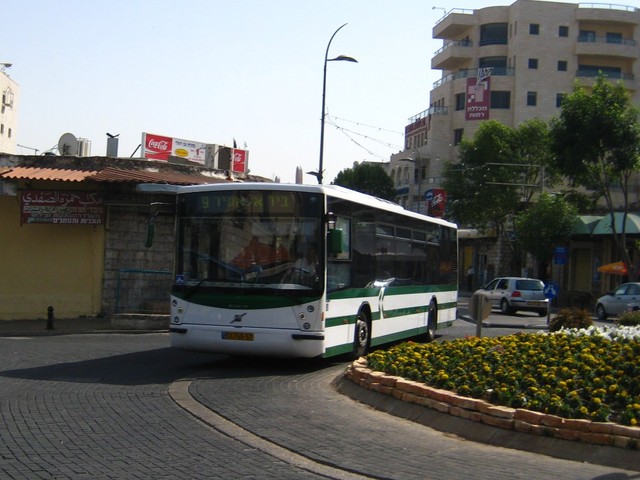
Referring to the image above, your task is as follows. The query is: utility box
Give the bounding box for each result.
[469,292,491,321]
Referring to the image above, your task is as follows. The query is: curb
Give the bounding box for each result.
[336,358,639,472]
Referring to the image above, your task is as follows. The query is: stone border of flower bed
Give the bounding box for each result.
[345,357,639,451]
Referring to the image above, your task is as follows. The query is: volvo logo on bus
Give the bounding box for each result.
[231,313,247,323]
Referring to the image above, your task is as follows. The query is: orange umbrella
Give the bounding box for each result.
[597,261,628,276]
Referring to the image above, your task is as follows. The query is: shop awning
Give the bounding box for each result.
[573,215,602,235]
[592,213,640,235]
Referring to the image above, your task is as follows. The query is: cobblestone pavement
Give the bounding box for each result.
[0,331,638,479]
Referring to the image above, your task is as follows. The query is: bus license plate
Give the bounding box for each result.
[222,331,254,341]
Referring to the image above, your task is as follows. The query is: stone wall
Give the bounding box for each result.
[102,193,175,316]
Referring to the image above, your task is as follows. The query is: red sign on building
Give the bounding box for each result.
[465,76,491,121]
[142,133,173,161]
[425,188,447,218]
[231,148,248,173]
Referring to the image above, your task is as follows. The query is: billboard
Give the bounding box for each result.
[232,148,248,173]
[142,132,206,164]
[465,70,491,121]
[424,188,447,218]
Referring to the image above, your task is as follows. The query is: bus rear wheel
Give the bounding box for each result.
[353,313,370,359]
[420,300,437,343]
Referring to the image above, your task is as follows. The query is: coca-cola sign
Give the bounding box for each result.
[143,133,173,161]
[232,148,248,173]
[142,132,206,164]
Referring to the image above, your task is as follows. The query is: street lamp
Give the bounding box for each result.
[310,23,357,185]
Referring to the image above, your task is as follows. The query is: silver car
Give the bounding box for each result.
[595,282,640,320]
[475,277,549,316]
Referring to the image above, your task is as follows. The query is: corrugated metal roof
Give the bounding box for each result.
[87,167,228,185]
[0,167,98,182]
[0,166,232,185]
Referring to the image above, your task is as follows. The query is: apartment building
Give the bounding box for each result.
[0,65,18,154]
[390,0,640,214]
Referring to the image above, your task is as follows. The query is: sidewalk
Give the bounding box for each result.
[0,316,168,337]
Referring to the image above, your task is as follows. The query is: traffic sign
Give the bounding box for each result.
[544,281,559,299]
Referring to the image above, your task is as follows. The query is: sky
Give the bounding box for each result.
[3,0,626,184]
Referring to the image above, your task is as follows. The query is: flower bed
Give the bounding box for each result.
[365,327,640,427]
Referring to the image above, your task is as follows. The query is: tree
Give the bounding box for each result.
[549,76,640,277]
[443,119,554,229]
[332,162,396,201]
[514,193,579,281]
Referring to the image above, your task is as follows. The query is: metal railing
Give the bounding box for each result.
[114,268,172,315]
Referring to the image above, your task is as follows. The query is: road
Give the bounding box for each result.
[0,314,637,479]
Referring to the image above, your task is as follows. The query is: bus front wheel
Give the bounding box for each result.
[353,313,370,359]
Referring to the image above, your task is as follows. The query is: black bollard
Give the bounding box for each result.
[46,306,55,330]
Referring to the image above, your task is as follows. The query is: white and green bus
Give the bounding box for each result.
[161,182,457,358]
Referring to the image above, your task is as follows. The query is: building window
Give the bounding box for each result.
[480,23,508,46]
[453,128,464,146]
[579,30,596,42]
[557,60,567,71]
[527,91,537,106]
[0,124,3,134]
[559,26,569,37]
[607,32,622,44]
[556,93,565,108]
[528,58,538,69]
[529,23,540,35]
[7,128,11,138]
[490,91,511,109]
[455,93,465,111]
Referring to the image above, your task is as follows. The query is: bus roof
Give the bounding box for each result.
[138,182,457,229]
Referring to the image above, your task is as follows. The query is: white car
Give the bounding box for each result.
[475,277,549,316]
[595,282,640,320]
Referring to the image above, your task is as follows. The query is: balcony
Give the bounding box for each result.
[433,9,475,40]
[432,39,473,70]
[576,3,639,25]
[575,34,637,59]
[433,67,515,89]
[576,68,636,90]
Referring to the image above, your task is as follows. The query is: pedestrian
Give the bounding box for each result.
[466,265,475,291]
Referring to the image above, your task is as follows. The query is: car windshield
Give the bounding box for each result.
[516,280,543,291]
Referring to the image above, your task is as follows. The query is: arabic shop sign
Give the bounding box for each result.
[20,190,104,225]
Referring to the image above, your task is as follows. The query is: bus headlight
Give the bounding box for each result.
[303,322,311,330]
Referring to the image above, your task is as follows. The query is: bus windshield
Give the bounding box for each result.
[174,189,324,292]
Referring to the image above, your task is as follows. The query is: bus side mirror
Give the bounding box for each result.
[327,229,343,254]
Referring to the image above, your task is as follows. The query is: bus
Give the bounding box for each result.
[152,182,458,358]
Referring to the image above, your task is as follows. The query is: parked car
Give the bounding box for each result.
[474,277,549,316]
[595,282,640,320]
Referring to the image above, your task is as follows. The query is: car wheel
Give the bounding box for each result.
[537,309,547,317]
[595,304,607,321]
[500,298,513,315]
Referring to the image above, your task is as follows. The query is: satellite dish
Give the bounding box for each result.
[58,132,79,156]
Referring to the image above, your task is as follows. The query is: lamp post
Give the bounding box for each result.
[312,23,357,185]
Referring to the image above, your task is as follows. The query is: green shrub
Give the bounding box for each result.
[548,307,593,332]
[616,309,640,327]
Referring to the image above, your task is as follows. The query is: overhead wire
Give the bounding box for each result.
[323,114,404,161]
